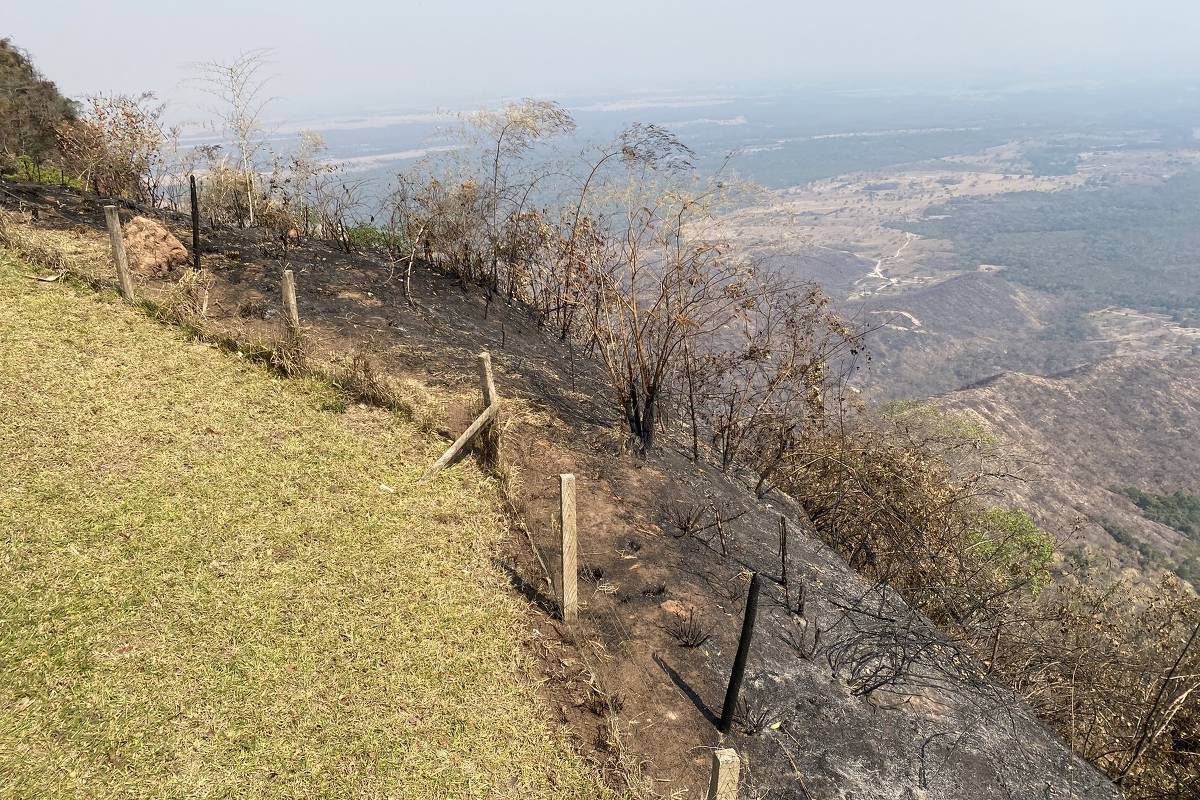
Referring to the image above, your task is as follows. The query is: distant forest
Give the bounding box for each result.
[1122,487,1200,540]
[717,129,1008,188]
[905,171,1200,320]
[1116,488,1200,589]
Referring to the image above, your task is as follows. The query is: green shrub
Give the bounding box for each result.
[1120,487,1200,540]
[1,155,80,187]
[347,223,401,251]
[972,508,1054,594]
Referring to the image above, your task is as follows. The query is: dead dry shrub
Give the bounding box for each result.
[330,352,443,433]
[269,330,308,377]
[781,404,1200,798]
[782,404,1052,636]
[666,497,707,538]
[55,92,169,203]
[732,693,773,736]
[148,268,211,328]
[665,608,711,648]
[336,352,394,408]
[237,298,269,319]
[989,579,1199,799]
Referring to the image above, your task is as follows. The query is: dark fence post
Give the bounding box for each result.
[189,175,201,271]
[779,516,789,587]
[718,572,761,734]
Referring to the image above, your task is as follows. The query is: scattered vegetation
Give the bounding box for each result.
[664,609,712,648]
[1121,487,1200,540]
[346,99,865,460]
[1102,518,1167,570]
[55,92,174,203]
[725,128,1006,188]
[0,38,77,179]
[1114,489,1200,591]
[6,37,867,466]
[783,402,1053,634]
[906,172,1200,316]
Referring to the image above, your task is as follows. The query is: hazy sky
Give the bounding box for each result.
[9,1,1200,116]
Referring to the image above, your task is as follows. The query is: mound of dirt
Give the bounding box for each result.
[123,215,188,276]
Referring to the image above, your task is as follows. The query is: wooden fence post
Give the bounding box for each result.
[419,404,501,481]
[420,352,503,481]
[478,351,497,406]
[779,516,789,587]
[478,351,498,440]
[103,205,135,301]
[718,572,761,734]
[189,175,201,271]
[559,473,578,624]
[706,748,740,800]
[281,269,300,332]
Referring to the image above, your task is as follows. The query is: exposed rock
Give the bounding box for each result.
[122,215,188,277]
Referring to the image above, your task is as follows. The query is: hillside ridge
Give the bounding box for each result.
[940,354,1200,571]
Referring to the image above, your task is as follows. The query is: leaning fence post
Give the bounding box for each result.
[559,473,578,625]
[718,572,761,734]
[189,175,201,271]
[281,269,300,332]
[419,403,500,482]
[706,748,741,800]
[103,205,135,301]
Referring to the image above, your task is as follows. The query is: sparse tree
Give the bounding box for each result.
[697,284,864,488]
[193,49,275,226]
[56,93,169,202]
[464,99,575,296]
[579,167,754,453]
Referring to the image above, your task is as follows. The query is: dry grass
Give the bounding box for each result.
[0,245,614,799]
[0,212,452,431]
[0,210,111,287]
[331,352,444,432]
[147,267,213,329]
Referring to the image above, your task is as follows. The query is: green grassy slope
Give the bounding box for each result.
[0,248,608,799]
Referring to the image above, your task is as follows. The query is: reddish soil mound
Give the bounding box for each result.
[123,215,188,276]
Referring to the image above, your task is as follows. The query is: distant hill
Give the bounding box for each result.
[0,38,76,171]
[854,270,1103,399]
[939,355,1200,583]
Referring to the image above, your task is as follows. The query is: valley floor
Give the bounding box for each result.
[0,249,610,799]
